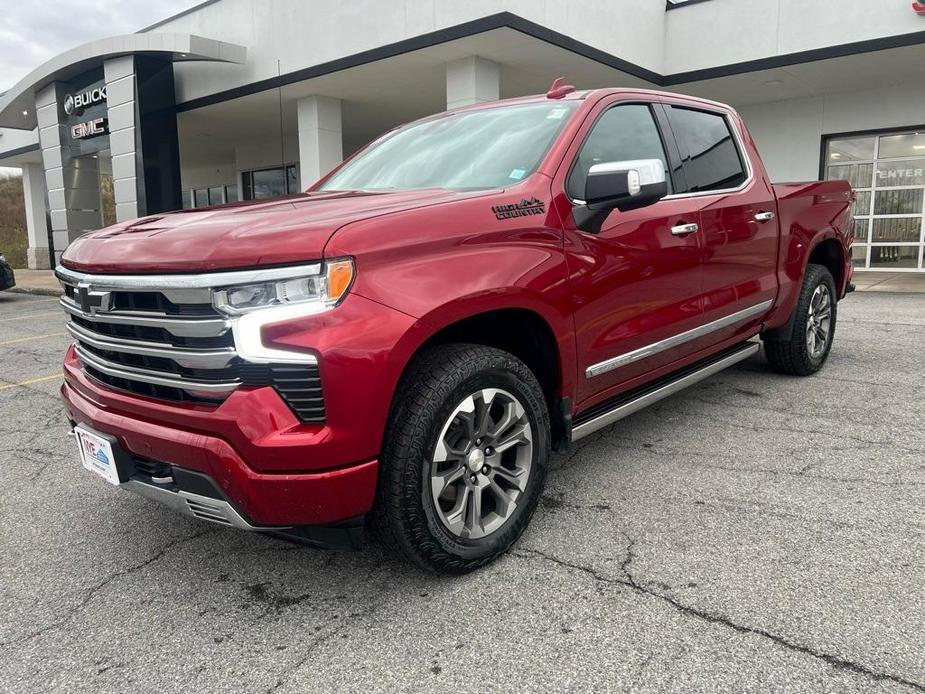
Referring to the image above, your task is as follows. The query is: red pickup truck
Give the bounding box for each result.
[57,85,853,573]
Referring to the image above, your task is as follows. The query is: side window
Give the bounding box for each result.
[567,104,672,199]
[667,106,747,192]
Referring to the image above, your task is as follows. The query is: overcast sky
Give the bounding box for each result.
[1,0,197,91]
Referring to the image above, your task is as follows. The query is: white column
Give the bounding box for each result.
[446,56,500,110]
[36,83,103,263]
[104,56,140,222]
[22,163,50,269]
[297,95,343,190]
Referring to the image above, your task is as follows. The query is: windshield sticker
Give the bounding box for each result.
[492,198,545,220]
[508,169,526,180]
[546,108,568,120]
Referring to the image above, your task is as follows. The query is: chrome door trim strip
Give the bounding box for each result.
[573,342,759,441]
[585,299,772,379]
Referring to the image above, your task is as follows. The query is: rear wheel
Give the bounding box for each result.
[764,263,837,376]
[372,343,550,574]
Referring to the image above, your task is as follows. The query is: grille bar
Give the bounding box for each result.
[60,297,229,338]
[75,344,240,395]
[66,321,236,370]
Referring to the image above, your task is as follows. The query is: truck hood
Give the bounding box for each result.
[61,189,481,273]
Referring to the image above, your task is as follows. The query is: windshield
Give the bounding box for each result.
[320,101,580,192]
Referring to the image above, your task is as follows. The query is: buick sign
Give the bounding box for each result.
[62,86,107,116]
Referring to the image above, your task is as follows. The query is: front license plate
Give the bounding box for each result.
[74,426,121,486]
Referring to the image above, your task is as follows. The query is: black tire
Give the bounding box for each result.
[764,263,837,376]
[371,343,550,574]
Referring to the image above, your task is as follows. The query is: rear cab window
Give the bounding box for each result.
[665,106,748,193]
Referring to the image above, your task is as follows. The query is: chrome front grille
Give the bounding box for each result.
[56,266,326,422]
[59,279,239,401]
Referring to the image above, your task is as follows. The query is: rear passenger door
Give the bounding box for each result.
[663,104,779,349]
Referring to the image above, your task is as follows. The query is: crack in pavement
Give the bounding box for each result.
[623,444,925,490]
[552,438,925,502]
[512,543,925,693]
[264,593,392,694]
[0,528,217,649]
[661,408,925,456]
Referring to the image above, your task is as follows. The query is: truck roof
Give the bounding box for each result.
[442,86,737,117]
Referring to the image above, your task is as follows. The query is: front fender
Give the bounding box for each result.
[321,180,576,448]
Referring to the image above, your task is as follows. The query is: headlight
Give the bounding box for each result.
[212,259,354,315]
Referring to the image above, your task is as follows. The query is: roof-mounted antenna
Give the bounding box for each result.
[547,77,576,99]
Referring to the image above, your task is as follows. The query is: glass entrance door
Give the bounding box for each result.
[825,130,925,271]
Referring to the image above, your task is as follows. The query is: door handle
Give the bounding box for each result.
[754,211,775,222]
[671,223,699,236]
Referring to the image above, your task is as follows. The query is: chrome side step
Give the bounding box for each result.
[571,341,760,442]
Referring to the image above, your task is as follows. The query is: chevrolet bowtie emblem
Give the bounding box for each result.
[76,285,111,315]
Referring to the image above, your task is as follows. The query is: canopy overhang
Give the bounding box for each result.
[0,33,246,130]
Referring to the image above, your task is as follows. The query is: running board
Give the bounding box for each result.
[571,341,760,442]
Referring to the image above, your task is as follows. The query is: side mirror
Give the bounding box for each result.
[574,159,669,233]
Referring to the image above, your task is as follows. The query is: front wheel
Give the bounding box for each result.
[372,343,550,574]
[764,263,838,376]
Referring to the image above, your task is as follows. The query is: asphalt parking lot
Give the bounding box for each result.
[1,290,923,694]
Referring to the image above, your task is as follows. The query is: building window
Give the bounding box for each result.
[191,186,227,208]
[193,188,209,208]
[241,165,299,201]
[825,129,925,271]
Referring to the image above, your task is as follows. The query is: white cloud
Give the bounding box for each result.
[1,0,196,91]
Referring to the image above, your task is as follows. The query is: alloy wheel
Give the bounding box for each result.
[430,388,534,540]
[806,283,832,359]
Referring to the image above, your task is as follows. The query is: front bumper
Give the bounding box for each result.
[61,372,378,528]
[57,289,421,534]
[118,459,365,549]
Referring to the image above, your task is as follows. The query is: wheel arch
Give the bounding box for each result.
[807,236,846,295]
[383,297,574,452]
[762,232,844,342]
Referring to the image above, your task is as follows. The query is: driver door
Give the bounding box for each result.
[562,100,705,407]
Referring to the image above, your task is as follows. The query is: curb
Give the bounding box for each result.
[8,286,63,297]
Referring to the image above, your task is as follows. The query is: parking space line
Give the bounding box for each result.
[0,297,60,306]
[0,310,63,323]
[0,332,66,346]
[0,373,63,391]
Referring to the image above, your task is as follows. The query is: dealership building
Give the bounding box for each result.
[2,0,925,271]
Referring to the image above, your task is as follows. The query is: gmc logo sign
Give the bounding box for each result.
[71,117,108,140]
[914,2,925,14]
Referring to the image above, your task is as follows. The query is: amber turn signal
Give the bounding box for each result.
[326,259,355,303]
